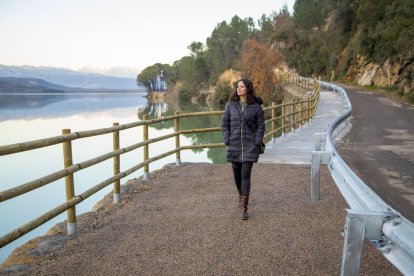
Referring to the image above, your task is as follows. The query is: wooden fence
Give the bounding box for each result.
[0,75,320,248]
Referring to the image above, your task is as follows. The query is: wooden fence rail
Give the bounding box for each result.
[0,76,320,248]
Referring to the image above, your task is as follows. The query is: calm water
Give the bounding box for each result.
[0,92,226,263]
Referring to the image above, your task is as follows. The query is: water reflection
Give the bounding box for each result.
[144,101,169,118]
[0,93,147,122]
[141,100,227,163]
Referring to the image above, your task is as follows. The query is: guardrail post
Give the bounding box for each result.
[62,129,77,235]
[143,114,149,180]
[314,132,326,151]
[311,151,330,200]
[113,122,120,203]
[311,133,330,200]
[311,151,321,200]
[341,211,365,276]
[340,209,392,276]
[175,111,181,166]
[271,102,276,142]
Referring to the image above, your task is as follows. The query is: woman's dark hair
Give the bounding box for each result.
[228,78,255,105]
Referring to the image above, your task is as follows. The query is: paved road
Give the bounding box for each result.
[336,86,414,222]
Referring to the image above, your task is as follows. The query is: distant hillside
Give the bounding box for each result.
[0,65,142,90]
[0,77,145,94]
[0,77,67,93]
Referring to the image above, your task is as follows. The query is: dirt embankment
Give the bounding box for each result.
[283,83,313,101]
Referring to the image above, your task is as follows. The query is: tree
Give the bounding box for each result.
[272,5,295,44]
[356,0,414,63]
[293,0,325,30]
[205,15,256,83]
[188,41,204,58]
[238,39,283,102]
[137,63,170,91]
[257,13,275,44]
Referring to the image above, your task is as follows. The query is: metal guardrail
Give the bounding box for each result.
[311,81,414,275]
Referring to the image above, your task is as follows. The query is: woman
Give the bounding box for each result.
[221,78,265,220]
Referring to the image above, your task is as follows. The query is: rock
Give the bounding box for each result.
[346,54,413,95]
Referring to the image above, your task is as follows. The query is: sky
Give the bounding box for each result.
[0,0,295,72]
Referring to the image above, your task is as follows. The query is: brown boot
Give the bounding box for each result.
[237,187,241,208]
[240,195,249,220]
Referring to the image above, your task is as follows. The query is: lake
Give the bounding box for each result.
[0,92,226,263]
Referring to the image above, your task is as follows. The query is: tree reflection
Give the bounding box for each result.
[138,100,227,163]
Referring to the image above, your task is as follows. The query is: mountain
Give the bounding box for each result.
[0,77,147,111]
[78,66,141,78]
[0,77,145,94]
[0,77,66,93]
[0,65,142,90]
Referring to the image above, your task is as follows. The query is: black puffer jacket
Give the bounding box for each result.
[221,97,265,163]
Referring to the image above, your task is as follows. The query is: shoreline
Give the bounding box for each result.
[0,162,179,271]
[145,90,166,102]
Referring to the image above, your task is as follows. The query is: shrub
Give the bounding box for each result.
[178,88,197,104]
[407,90,414,103]
[213,82,232,105]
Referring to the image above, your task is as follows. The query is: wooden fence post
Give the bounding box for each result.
[62,129,77,235]
[300,101,304,127]
[313,90,318,116]
[293,100,297,131]
[271,102,276,142]
[282,102,286,136]
[113,122,120,203]
[175,112,181,166]
[143,114,149,180]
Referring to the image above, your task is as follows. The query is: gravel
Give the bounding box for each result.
[0,163,401,275]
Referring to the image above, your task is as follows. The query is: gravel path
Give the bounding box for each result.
[0,163,400,275]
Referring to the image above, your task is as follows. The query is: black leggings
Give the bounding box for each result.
[231,162,253,196]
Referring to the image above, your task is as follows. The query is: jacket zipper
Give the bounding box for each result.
[241,119,244,162]
[238,103,245,162]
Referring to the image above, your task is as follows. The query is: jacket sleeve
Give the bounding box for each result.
[221,103,231,145]
[255,104,265,145]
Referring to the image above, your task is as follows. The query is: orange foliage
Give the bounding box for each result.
[238,39,283,101]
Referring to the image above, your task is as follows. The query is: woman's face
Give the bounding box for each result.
[237,81,247,97]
